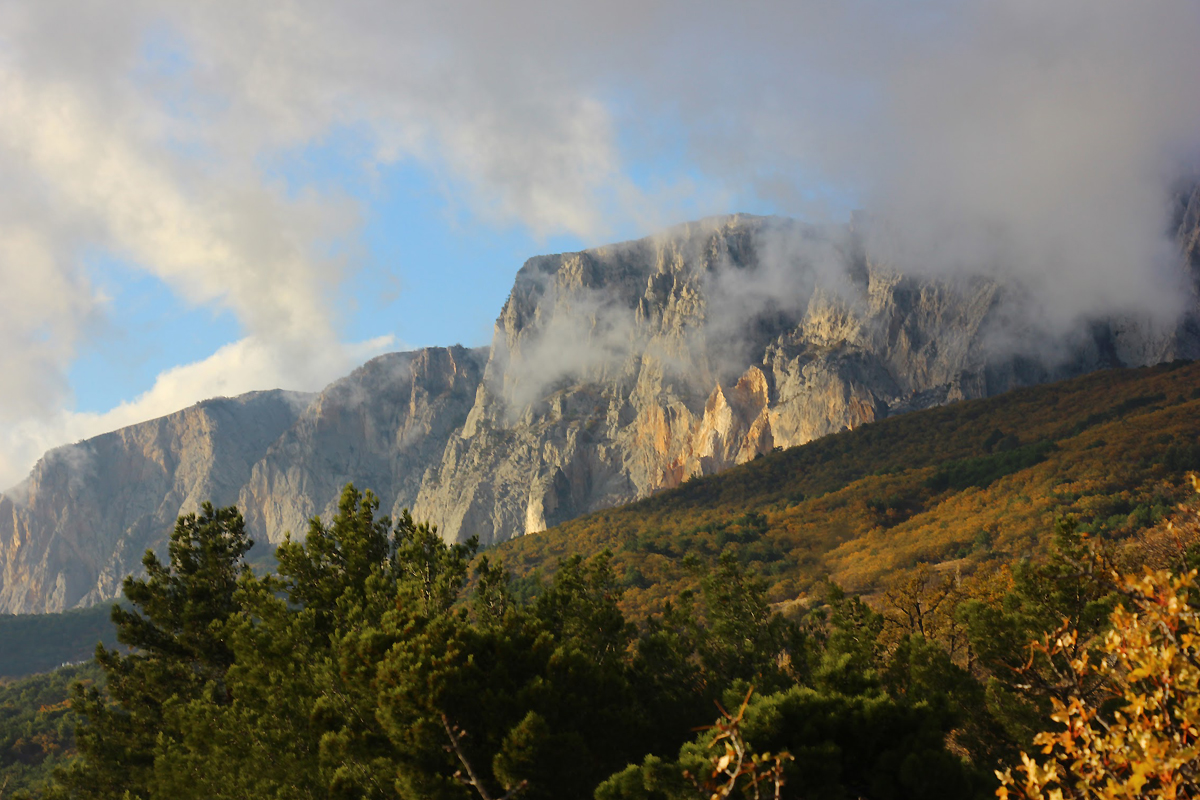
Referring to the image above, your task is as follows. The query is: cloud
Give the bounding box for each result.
[493,280,641,411]
[845,2,1200,326]
[0,226,103,424]
[488,218,856,411]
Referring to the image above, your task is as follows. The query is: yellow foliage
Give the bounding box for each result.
[998,567,1200,799]
[492,361,1200,621]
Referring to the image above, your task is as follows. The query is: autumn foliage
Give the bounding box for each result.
[494,361,1200,621]
[8,362,1200,798]
[997,566,1200,799]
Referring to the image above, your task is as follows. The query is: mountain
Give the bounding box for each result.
[409,210,1200,543]
[0,347,485,614]
[3,208,1200,614]
[236,346,486,547]
[6,357,1200,677]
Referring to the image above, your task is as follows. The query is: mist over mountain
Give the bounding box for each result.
[3,202,1200,614]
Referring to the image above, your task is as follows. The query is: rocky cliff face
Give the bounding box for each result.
[0,347,484,613]
[413,215,1193,544]
[1177,184,1200,271]
[3,213,1200,612]
[237,346,485,540]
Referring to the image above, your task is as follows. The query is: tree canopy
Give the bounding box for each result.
[38,484,1012,800]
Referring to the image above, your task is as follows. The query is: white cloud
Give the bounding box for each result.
[0,226,102,423]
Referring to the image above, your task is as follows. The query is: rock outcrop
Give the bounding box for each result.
[237,346,486,542]
[4,211,1200,612]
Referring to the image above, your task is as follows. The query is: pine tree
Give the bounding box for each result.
[59,504,252,800]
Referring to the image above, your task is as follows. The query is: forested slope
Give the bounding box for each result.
[0,665,101,797]
[0,607,118,679]
[5,361,1200,798]
[494,360,1200,616]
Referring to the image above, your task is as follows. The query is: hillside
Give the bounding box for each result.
[493,359,1200,617]
[0,664,100,797]
[2,360,1199,797]
[0,605,118,679]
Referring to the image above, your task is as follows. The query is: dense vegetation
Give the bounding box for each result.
[998,564,1200,797]
[0,664,101,797]
[24,489,1005,799]
[994,485,1200,797]
[10,484,1194,798]
[495,361,1200,618]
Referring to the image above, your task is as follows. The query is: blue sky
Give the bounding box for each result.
[68,155,593,414]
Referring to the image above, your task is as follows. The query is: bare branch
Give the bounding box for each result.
[440,713,528,800]
[685,688,793,800]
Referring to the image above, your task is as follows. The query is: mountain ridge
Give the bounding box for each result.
[3,209,1200,613]
[0,389,313,613]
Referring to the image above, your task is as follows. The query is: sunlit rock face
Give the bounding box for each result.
[4,210,1200,611]
[414,212,1200,544]
[414,217,1009,544]
[0,347,484,613]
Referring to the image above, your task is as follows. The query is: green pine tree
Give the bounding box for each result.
[58,503,252,800]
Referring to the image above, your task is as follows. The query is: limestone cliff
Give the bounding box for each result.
[237,345,485,539]
[411,214,1200,544]
[413,217,1051,543]
[4,213,1200,612]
